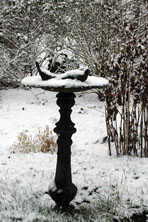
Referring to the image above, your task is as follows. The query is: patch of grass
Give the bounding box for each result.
[0,177,147,222]
[10,126,57,154]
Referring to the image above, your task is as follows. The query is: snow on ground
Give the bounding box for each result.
[0,88,148,222]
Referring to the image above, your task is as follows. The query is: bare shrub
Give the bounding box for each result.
[11,126,57,154]
[105,22,148,157]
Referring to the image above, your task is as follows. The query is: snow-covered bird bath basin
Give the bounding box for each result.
[22,74,109,92]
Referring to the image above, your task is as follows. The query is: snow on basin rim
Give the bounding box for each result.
[22,75,109,91]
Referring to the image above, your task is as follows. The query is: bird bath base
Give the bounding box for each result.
[48,92,77,206]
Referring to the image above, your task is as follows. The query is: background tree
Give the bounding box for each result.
[0,0,55,81]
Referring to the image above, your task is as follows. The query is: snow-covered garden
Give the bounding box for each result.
[0,0,148,221]
[0,87,148,222]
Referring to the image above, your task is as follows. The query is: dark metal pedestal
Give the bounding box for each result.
[48,92,77,206]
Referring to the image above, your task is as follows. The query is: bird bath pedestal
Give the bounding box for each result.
[22,71,108,207]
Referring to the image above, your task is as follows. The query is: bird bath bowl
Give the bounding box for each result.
[22,66,108,207]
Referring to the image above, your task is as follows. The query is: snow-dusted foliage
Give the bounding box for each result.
[0,0,58,81]
[44,0,148,77]
[1,0,147,81]
[105,22,148,156]
[0,0,147,81]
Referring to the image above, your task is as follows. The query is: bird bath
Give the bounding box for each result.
[22,65,108,207]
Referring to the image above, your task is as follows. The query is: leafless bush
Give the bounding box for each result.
[11,126,57,154]
[0,1,58,81]
[105,22,148,157]
[1,0,147,81]
[51,0,148,77]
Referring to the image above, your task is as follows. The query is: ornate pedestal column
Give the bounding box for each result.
[48,92,77,206]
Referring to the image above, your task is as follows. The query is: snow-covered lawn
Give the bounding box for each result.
[0,88,148,222]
